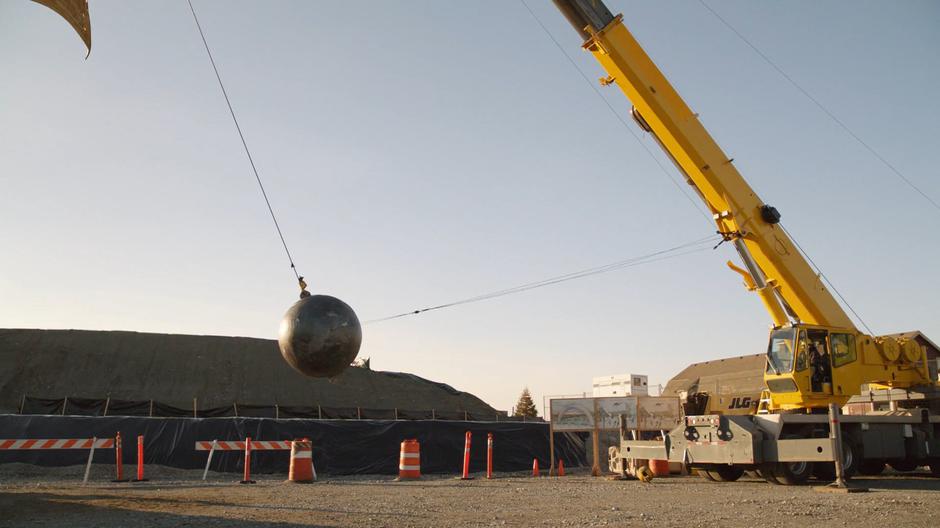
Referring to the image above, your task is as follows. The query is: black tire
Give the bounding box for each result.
[770,460,813,485]
[814,440,858,481]
[929,460,940,478]
[698,469,718,482]
[759,463,782,485]
[813,462,835,482]
[710,465,745,482]
[889,459,918,472]
[858,459,886,476]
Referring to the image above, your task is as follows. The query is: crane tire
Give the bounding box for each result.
[889,459,918,472]
[770,460,812,485]
[929,460,940,478]
[813,440,857,481]
[759,463,782,485]
[710,465,745,482]
[698,469,718,482]
[857,459,886,476]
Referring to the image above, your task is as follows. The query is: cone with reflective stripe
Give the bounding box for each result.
[288,439,314,483]
[459,431,473,480]
[397,439,421,480]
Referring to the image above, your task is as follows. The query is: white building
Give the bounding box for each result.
[592,374,648,397]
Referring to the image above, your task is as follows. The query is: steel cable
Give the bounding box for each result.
[187,0,302,282]
[364,235,720,324]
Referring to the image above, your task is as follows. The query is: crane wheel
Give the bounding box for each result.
[699,464,744,482]
[929,460,940,478]
[769,461,812,485]
[857,459,886,476]
[888,459,918,472]
[698,469,718,482]
[813,440,857,481]
[759,464,782,485]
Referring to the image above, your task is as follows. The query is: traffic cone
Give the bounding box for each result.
[397,439,421,480]
[532,458,540,477]
[288,439,314,483]
[460,431,473,480]
[557,459,565,477]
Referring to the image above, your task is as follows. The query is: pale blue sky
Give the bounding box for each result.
[2,1,938,412]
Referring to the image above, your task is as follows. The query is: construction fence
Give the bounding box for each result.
[0,414,584,475]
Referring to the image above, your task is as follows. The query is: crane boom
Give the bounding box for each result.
[555,0,850,330]
[553,0,933,411]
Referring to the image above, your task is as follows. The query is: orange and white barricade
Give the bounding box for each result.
[0,436,116,484]
[195,439,292,481]
[398,439,421,480]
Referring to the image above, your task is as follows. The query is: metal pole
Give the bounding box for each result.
[486,433,494,479]
[113,432,124,481]
[619,415,628,479]
[202,440,217,481]
[549,416,556,476]
[591,399,600,477]
[83,437,97,484]
[828,403,847,488]
[592,424,601,477]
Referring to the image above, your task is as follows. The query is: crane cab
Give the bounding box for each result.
[764,325,932,411]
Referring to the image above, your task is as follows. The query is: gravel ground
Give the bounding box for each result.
[1,464,938,527]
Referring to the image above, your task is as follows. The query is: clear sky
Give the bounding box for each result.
[2,0,938,413]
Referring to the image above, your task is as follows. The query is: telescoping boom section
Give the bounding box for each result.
[552,0,933,411]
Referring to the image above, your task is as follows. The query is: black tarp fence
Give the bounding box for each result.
[19,396,538,422]
[0,415,586,476]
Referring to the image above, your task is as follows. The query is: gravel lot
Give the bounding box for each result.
[1,464,938,527]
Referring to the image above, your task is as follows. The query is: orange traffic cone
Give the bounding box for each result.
[398,439,421,480]
[557,459,566,477]
[288,438,314,483]
[532,458,540,477]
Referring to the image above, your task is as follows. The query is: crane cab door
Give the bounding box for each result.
[790,329,833,396]
[792,329,813,393]
[805,329,833,395]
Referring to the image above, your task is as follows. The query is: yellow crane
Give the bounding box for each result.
[552,0,933,413]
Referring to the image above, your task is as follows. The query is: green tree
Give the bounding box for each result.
[513,387,539,418]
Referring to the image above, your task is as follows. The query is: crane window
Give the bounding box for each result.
[766,328,796,374]
[795,330,809,372]
[831,333,857,367]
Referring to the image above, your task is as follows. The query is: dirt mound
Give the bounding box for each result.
[0,328,498,416]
